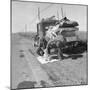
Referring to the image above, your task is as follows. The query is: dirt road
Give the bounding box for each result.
[20,39,54,87]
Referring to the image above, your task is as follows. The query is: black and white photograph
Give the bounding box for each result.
[11,0,88,89]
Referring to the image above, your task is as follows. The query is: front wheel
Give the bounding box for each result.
[37,47,44,56]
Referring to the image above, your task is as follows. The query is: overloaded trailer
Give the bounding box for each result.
[34,16,87,60]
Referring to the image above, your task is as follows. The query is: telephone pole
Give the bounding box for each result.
[25,24,27,33]
[38,7,40,22]
[61,6,64,18]
[57,11,59,20]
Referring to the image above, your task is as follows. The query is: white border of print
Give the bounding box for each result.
[0,0,89,90]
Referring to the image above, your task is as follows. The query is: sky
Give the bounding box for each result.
[12,0,87,33]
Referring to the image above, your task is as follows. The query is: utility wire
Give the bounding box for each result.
[41,4,53,13]
[29,4,53,25]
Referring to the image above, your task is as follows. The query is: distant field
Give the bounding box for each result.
[12,31,87,42]
[18,32,36,40]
